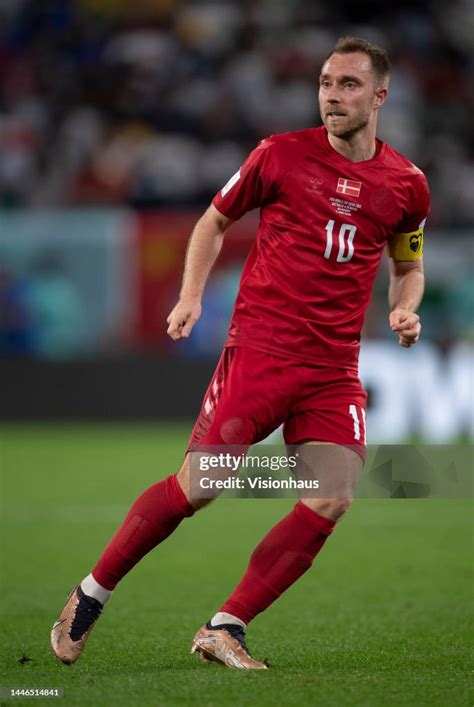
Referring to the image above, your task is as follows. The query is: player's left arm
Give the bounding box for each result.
[388,257,424,348]
[388,170,429,348]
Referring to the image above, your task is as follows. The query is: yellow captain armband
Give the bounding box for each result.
[388,224,424,261]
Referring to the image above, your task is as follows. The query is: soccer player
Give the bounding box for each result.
[51,37,428,669]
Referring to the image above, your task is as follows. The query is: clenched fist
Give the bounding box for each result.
[167,300,202,340]
[389,308,421,348]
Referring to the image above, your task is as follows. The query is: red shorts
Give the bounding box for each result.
[188,346,367,458]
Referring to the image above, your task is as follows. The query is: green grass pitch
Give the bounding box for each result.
[1,424,472,706]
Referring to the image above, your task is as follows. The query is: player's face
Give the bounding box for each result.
[319,52,386,139]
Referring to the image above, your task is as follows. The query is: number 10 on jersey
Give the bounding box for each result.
[324,220,357,263]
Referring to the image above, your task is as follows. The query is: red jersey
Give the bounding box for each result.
[212,126,430,371]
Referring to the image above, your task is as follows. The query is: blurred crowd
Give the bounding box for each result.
[0,253,85,357]
[0,0,473,225]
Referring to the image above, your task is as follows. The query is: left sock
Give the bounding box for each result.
[210,612,246,630]
[80,573,111,605]
[219,501,336,624]
[92,475,194,590]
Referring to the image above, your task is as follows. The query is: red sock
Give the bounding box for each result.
[92,475,194,590]
[220,501,335,624]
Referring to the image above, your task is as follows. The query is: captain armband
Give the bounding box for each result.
[388,219,425,261]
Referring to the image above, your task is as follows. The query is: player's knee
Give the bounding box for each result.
[302,497,352,521]
[176,456,219,511]
[176,476,215,511]
[332,498,352,518]
[189,496,214,511]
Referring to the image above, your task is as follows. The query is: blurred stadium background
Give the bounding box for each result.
[1,4,472,705]
[0,0,472,442]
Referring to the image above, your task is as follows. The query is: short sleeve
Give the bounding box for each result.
[388,172,430,261]
[212,139,276,220]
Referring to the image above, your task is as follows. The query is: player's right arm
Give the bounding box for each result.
[167,137,277,341]
[167,204,234,340]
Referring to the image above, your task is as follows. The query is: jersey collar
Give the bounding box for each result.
[317,126,386,169]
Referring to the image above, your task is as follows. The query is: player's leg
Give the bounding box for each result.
[194,368,366,668]
[190,443,361,669]
[51,347,289,665]
[50,455,198,664]
[209,443,361,621]
[295,440,363,518]
[86,347,250,603]
[50,348,236,665]
[188,351,312,669]
[90,346,290,594]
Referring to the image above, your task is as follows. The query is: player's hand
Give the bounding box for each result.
[389,308,421,348]
[167,299,202,340]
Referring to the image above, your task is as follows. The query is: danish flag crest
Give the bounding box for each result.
[337,178,362,197]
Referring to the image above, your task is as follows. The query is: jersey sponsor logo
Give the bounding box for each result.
[221,169,241,197]
[336,178,362,197]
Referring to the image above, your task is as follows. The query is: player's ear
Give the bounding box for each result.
[374,86,388,110]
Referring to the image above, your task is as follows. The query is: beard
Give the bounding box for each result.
[322,110,370,140]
